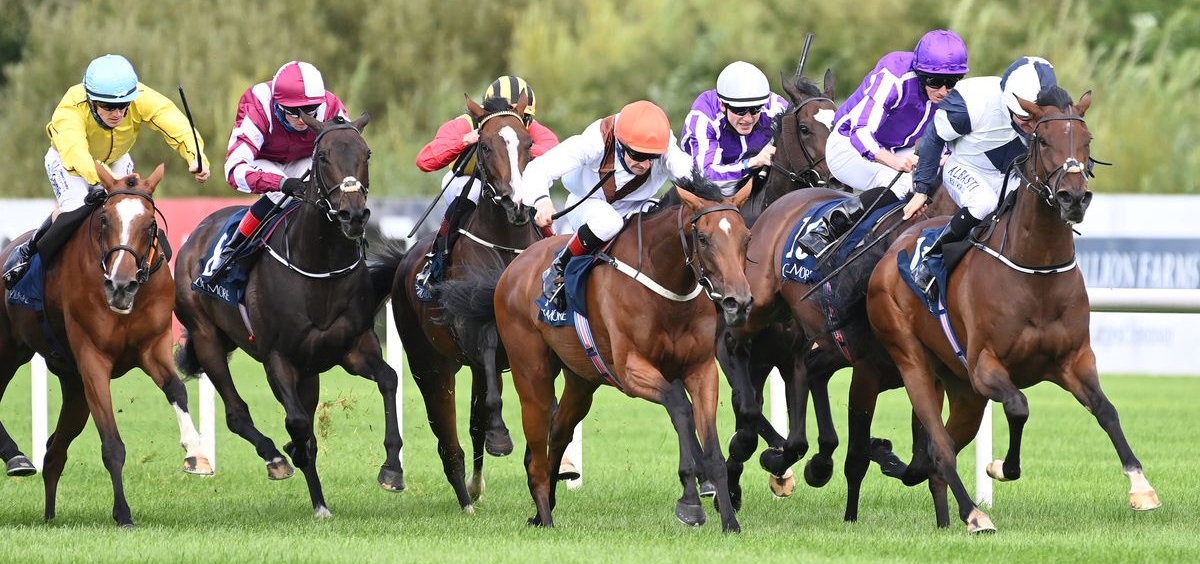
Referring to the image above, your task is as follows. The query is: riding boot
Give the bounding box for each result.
[2,216,51,290]
[541,224,604,310]
[796,195,866,257]
[911,207,981,300]
[416,197,474,301]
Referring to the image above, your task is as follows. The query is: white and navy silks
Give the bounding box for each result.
[912,76,1028,220]
[523,115,694,239]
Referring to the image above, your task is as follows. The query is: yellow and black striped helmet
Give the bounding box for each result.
[484,75,536,116]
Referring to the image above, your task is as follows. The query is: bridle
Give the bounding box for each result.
[678,203,742,300]
[1014,114,1089,209]
[304,118,369,222]
[469,109,525,204]
[95,189,168,285]
[769,96,834,188]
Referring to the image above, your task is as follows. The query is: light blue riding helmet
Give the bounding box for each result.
[84,54,140,103]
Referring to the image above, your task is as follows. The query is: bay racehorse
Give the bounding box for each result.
[466,174,752,531]
[375,94,539,512]
[867,90,1161,533]
[0,163,211,527]
[174,113,404,517]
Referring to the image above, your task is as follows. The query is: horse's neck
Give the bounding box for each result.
[283,205,358,264]
[466,199,537,248]
[998,184,1076,266]
[613,210,694,293]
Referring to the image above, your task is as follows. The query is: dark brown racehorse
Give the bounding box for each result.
[0,163,211,527]
[484,175,751,531]
[868,90,1161,533]
[715,69,840,496]
[377,94,537,512]
[174,113,404,517]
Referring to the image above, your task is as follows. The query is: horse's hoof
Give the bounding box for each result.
[722,519,742,534]
[468,474,485,502]
[675,501,706,527]
[378,465,405,492]
[6,455,36,477]
[986,460,1010,482]
[183,455,214,476]
[266,457,295,480]
[314,506,333,518]
[699,479,716,498]
[1129,489,1162,511]
[485,429,514,457]
[117,522,137,530]
[804,456,834,488]
[758,447,790,477]
[966,508,996,534]
[556,459,580,482]
[769,468,796,498]
[527,515,551,528]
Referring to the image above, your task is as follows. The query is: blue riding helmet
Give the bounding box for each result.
[84,54,140,103]
[912,30,969,75]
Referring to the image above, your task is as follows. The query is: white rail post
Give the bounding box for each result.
[385,299,404,464]
[31,354,48,470]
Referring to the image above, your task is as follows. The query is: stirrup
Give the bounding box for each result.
[796,226,833,257]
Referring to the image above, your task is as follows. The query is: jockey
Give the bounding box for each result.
[218,60,349,267]
[413,75,560,300]
[3,54,210,290]
[680,61,787,196]
[527,100,694,308]
[907,56,1059,298]
[796,29,969,258]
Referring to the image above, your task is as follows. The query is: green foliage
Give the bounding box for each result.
[0,0,1196,196]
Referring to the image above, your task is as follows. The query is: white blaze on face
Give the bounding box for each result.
[814,109,835,130]
[718,216,733,236]
[111,197,146,274]
[498,126,525,204]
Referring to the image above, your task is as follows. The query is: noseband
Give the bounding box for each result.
[95,189,167,285]
[770,96,834,188]
[1016,114,1089,208]
[306,119,369,222]
[678,203,742,300]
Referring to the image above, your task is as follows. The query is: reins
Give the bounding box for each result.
[94,189,169,284]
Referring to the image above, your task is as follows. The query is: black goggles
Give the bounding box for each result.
[919,73,964,90]
[619,142,661,163]
[727,104,764,116]
[279,103,320,117]
[94,101,131,112]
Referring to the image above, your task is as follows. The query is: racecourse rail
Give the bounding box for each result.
[24,287,1200,505]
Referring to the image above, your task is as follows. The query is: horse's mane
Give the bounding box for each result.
[652,168,725,215]
[1035,85,1073,111]
[481,96,515,115]
[789,74,824,99]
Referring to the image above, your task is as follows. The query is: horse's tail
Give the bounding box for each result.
[437,259,506,324]
[367,239,407,311]
[174,328,204,379]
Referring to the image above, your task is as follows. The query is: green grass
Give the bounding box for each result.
[0,351,1195,563]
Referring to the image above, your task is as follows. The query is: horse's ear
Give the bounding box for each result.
[513,91,529,118]
[95,160,115,190]
[675,182,702,210]
[1075,90,1092,117]
[730,181,754,209]
[1016,96,1041,120]
[780,71,801,102]
[466,94,485,120]
[822,68,836,100]
[146,163,166,193]
[352,111,370,132]
[299,111,323,131]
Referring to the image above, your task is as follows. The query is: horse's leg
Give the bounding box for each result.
[843,364,885,523]
[410,364,473,511]
[189,329,290,479]
[803,349,841,488]
[1054,351,1161,510]
[139,336,213,475]
[657,379,706,527]
[546,370,597,516]
[508,344,557,528]
[970,351,1029,483]
[715,329,764,511]
[676,359,741,533]
[42,375,90,524]
[927,384,990,528]
[480,329,513,457]
[74,349,136,527]
[467,365,489,502]
[340,332,405,492]
[287,372,330,518]
[0,354,37,475]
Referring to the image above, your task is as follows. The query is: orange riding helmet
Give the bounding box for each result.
[615,100,671,155]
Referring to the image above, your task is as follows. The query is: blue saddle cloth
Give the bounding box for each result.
[191,209,253,306]
[781,198,902,283]
[896,226,953,314]
[6,254,46,312]
[537,254,601,327]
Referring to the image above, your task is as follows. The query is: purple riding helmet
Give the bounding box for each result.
[912,29,969,75]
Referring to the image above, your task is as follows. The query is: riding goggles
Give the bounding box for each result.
[279,103,320,117]
[728,105,764,117]
[94,101,131,112]
[619,142,661,163]
[918,73,964,90]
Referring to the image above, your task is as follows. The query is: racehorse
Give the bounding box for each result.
[477,174,752,531]
[715,68,839,500]
[0,163,211,527]
[375,94,538,512]
[867,90,1161,533]
[173,113,404,517]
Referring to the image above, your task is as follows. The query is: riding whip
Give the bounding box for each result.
[796,32,815,78]
[177,85,203,174]
[550,170,615,221]
[407,144,479,238]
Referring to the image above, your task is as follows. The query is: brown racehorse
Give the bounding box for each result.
[483,175,751,532]
[174,113,404,518]
[0,163,211,527]
[868,90,1161,533]
[376,94,538,512]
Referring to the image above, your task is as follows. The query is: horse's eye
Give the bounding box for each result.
[697,233,710,247]
[798,125,811,135]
